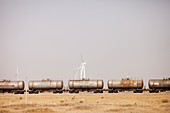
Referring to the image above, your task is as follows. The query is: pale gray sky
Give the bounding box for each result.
[0,0,170,87]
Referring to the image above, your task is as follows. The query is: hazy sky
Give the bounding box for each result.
[0,0,170,87]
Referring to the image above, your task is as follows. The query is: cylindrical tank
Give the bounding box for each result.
[108,78,143,89]
[68,79,103,89]
[28,79,63,90]
[149,78,170,89]
[0,80,25,90]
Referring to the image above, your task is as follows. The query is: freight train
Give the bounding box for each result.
[0,77,170,94]
[148,78,170,93]
[68,79,104,93]
[0,80,25,94]
[108,78,143,93]
[28,79,63,94]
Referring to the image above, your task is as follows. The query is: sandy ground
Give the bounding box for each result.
[0,92,170,113]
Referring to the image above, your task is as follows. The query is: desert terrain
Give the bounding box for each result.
[0,92,169,113]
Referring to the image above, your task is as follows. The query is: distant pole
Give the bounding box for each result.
[15,66,19,81]
[25,76,28,104]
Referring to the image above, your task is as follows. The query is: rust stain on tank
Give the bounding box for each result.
[108,78,143,89]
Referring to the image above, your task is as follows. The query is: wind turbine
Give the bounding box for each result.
[74,56,86,80]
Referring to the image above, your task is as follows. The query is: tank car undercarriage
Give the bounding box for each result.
[28,89,63,94]
[69,89,103,93]
[108,88,143,93]
[0,89,25,94]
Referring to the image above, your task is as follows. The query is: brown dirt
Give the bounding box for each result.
[0,92,170,113]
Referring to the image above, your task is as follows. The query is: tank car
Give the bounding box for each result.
[0,80,25,94]
[148,78,170,93]
[107,78,143,93]
[28,79,63,94]
[68,79,104,93]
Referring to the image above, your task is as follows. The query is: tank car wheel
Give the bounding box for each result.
[53,91,57,93]
[133,90,137,93]
[138,89,143,93]
[149,90,153,93]
[69,91,74,93]
[14,91,19,94]
[139,90,143,93]
[94,90,98,93]
[133,90,138,93]
[58,90,63,94]
[28,91,33,94]
[20,91,24,94]
[149,90,159,93]
[155,90,159,93]
[69,89,74,93]
[113,90,118,93]
[100,90,103,93]
[40,90,44,93]
[34,91,39,94]
[160,90,164,92]
[74,90,79,93]
[108,89,113,93]
[134,89,143,93]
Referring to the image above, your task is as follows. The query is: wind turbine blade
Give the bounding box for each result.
[80,55,84,62]
[74,70,78,80]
